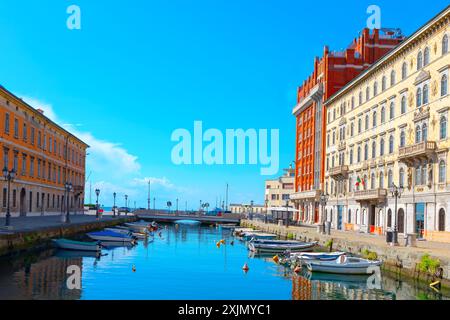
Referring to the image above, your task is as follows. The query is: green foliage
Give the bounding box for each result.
[325,239,333,248]
[418,254,440,274]
[287,233,294,240]
[361,249,378,261]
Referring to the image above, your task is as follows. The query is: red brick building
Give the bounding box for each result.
[291,28,405,225]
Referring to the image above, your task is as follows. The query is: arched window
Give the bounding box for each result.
[424,47,430,66]
[439,208,446,231]
[388,170,393,188]
[365,114,369,130]
[401,96,407,114]
[349,176,353,192]
[366,87,370,101]
[417,88,422,107]
[351,122,354,136]
[415,164,422,185]
[443,35,449,55]
[440,116,447,140]
[402,62,408,80]
[372,111,377,127]
[422,161,427,185]
[382,76,387,91]
[389,135,394,154]
[348,209,352,223]
[439,160,446,183]
[417,51,423,70]
[416,125,422,143]
[381,106,386,123]
[358,118,362,133]
[379,172,384,188]
[371,173,376,189]
[357,146,361,162]
[390,70,396,86]
[349,149,354,164]
[380,138,385,156]
[423,84,429,104]
[389,102,395,120]
[373,82,378,96]
[400,130,406,147]
[387,209,392,228]
[359,91,363,105]
[364,144,369,161]
[399,168,405,187]
[442,74,448,97]
[363,175,368,190]
[372,141,376,159]
[422,123,428,141]
[351,97,355,109]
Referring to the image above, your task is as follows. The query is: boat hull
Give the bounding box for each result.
[249,242,317,253]
[306,260,382,275]
[52,239,101,252]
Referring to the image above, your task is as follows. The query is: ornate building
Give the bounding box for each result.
[291,28,404,225]
[0,85,88,217]
[324,6,450,242]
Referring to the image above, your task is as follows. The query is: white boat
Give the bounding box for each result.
[305,256,382,275]
[124,222,150,233]
[87,230,136,243]
[289,251,346,261]
[248,241,317,253]
[105,228,148,239]
[241,232,277,241]
[220,224,238,229]
[52,238,101,252]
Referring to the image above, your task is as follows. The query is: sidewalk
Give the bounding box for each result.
[0,214,131,234]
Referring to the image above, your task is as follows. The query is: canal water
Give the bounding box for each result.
[0,223,448,300]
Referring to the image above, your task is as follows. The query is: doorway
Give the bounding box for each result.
[397,208,405,234]
[337,205,343,230]
[369,204,376,233]
[415,203,425,238]
[19,188,26,217]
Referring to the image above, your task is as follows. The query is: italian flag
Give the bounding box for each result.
[355,176,363,187]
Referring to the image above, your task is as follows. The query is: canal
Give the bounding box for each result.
[0,223,448,300]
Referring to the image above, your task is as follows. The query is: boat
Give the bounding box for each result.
[220,224,238,229]
[305,255,382,275]
[248,241,317,253]
[240,232,277,241]
[55,250,102,259]
[250,239,305,245]
[104,228,148,239]
[289,251,346,262]
[100,241,137,249]
[52,238,101,252]
[87,230,136,243]
[124,222,151,233]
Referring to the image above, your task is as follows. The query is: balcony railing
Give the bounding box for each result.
[398,141,437,163]
[290,189,321,201]
[329,165,349,179]
[354,189,387,202]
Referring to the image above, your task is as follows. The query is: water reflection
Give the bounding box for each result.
[0,224,448,300]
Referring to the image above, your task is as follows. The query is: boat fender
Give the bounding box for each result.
[272,255,279,264]
[220,239,226,245]
[242,263,249,271]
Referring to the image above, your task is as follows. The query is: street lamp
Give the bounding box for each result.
[390,183,404,245]
[113,192,117,217]
[65,182,73,223]
[264,199,269,224]
[2,167,16,227]
[285,200,290,228]
[95,189,100,219]
[124,195,128,215]
[176,198,179,214]
[319,191,329,234]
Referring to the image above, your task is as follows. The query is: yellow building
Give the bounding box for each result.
[324,6,450,242]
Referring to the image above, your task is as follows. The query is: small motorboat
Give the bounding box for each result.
[87,230,136,243]
[240,232,277,241]
[289,251,346,262]
[125,222,150,234]
[52,238,101,252]
[104,228,148,239]
[248,241,317,253]
[305,255,382,275]
[233,228,256,236]
[220,224,238,229]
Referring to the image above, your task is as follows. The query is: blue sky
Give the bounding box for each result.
[0,0,448,209]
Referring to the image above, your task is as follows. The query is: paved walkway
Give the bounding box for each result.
[0,214,133,234]
[245,220,450,260]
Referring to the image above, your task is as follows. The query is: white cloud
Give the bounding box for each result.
[131,177,174,189]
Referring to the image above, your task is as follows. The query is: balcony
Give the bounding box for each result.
[329,165,349,179]
[338,141,346,151]
[290,189,321,201]
[354,189,388,202]
[398,141,437,164]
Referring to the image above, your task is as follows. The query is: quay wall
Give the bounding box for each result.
[0,216,138,257]
[242,220,450,292]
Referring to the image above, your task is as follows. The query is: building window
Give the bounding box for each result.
[30,127,35,145]
[389,102,395,120]
[380,138,385,156]
[390,70,396,86]
[422,162,427,186]
[439,209,446,232]
[373,82,378,96]
[365,114,369,131]
[366,87,370,101]
[364,144,369,161]
[371,141,376,159]
[350,123,354,137]
[379,173,384,189]
[439,160,446,183]
[382,76,386,91]
[442,75,448,97]
[371,173,376,189]
[422,123,428,141]
[349,148,353,165]
[424,47,430,66]
[13,119,18,138]
[359,91,362,105]
[388,170,393,188]
[23,123,27,141]
[440,116,447,139]
[417,88,422,107]
[402,62,408,80]
[381,107,386,123]
[399,168,405,187]
[401,96,407,114]
[417,51,423,70]
[357,147,361,162]
[358,118,362,133]
[400,130,406,147]
[389,135,394,154]
[21,154,26,175]
[415,165,421,186]
[423,84,429,104]
[4,113,10,134]
[372,111,377,127]
[415,125,421,143]
[30,157,35,177]
[443,35,449,55]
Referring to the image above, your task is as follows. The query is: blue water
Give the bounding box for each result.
[0,224,448,300]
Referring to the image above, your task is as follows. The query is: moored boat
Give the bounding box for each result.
[87,230,136,243]
[125,222,151,233]
[52,238,101,252]
[240,232,277,241]
[248,241,317,253]
[305,256,382,275]
[290,251,346,262]
[104,227,148,239]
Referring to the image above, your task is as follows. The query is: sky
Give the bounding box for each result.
[0,0,448,210]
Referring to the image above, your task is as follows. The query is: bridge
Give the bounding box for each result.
[135,209,243,224]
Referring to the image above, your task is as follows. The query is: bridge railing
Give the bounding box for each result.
[135,209,244,220]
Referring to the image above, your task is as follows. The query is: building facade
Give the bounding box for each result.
[265,165,295,208]
[324,6,450,242]
[230,203,266,214]
[291,28,404,226]
[0,85,88,217]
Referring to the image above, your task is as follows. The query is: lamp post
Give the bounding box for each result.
[65,182,73,223]
[113,192,116,217]
[95,189,100,219]
[124,195,128,215]
[2,167,16,227]
[319,191,329,234]
[390,183,404,245]
[285,200,290,228]
[264,199,269,224]
[153,197,156,211]
[249,200,254,220]
[176,198,179,214]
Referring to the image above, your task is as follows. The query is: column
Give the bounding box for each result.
[406,203,415,235]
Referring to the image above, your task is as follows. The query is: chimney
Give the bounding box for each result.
[37,108,44,114]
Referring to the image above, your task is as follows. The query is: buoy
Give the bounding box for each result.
[220,239,226,245]
[294,265,302,273]
[132,265,136,272]
[242,263,249,271]
[272,255,279,263]
[216,242,221,248]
